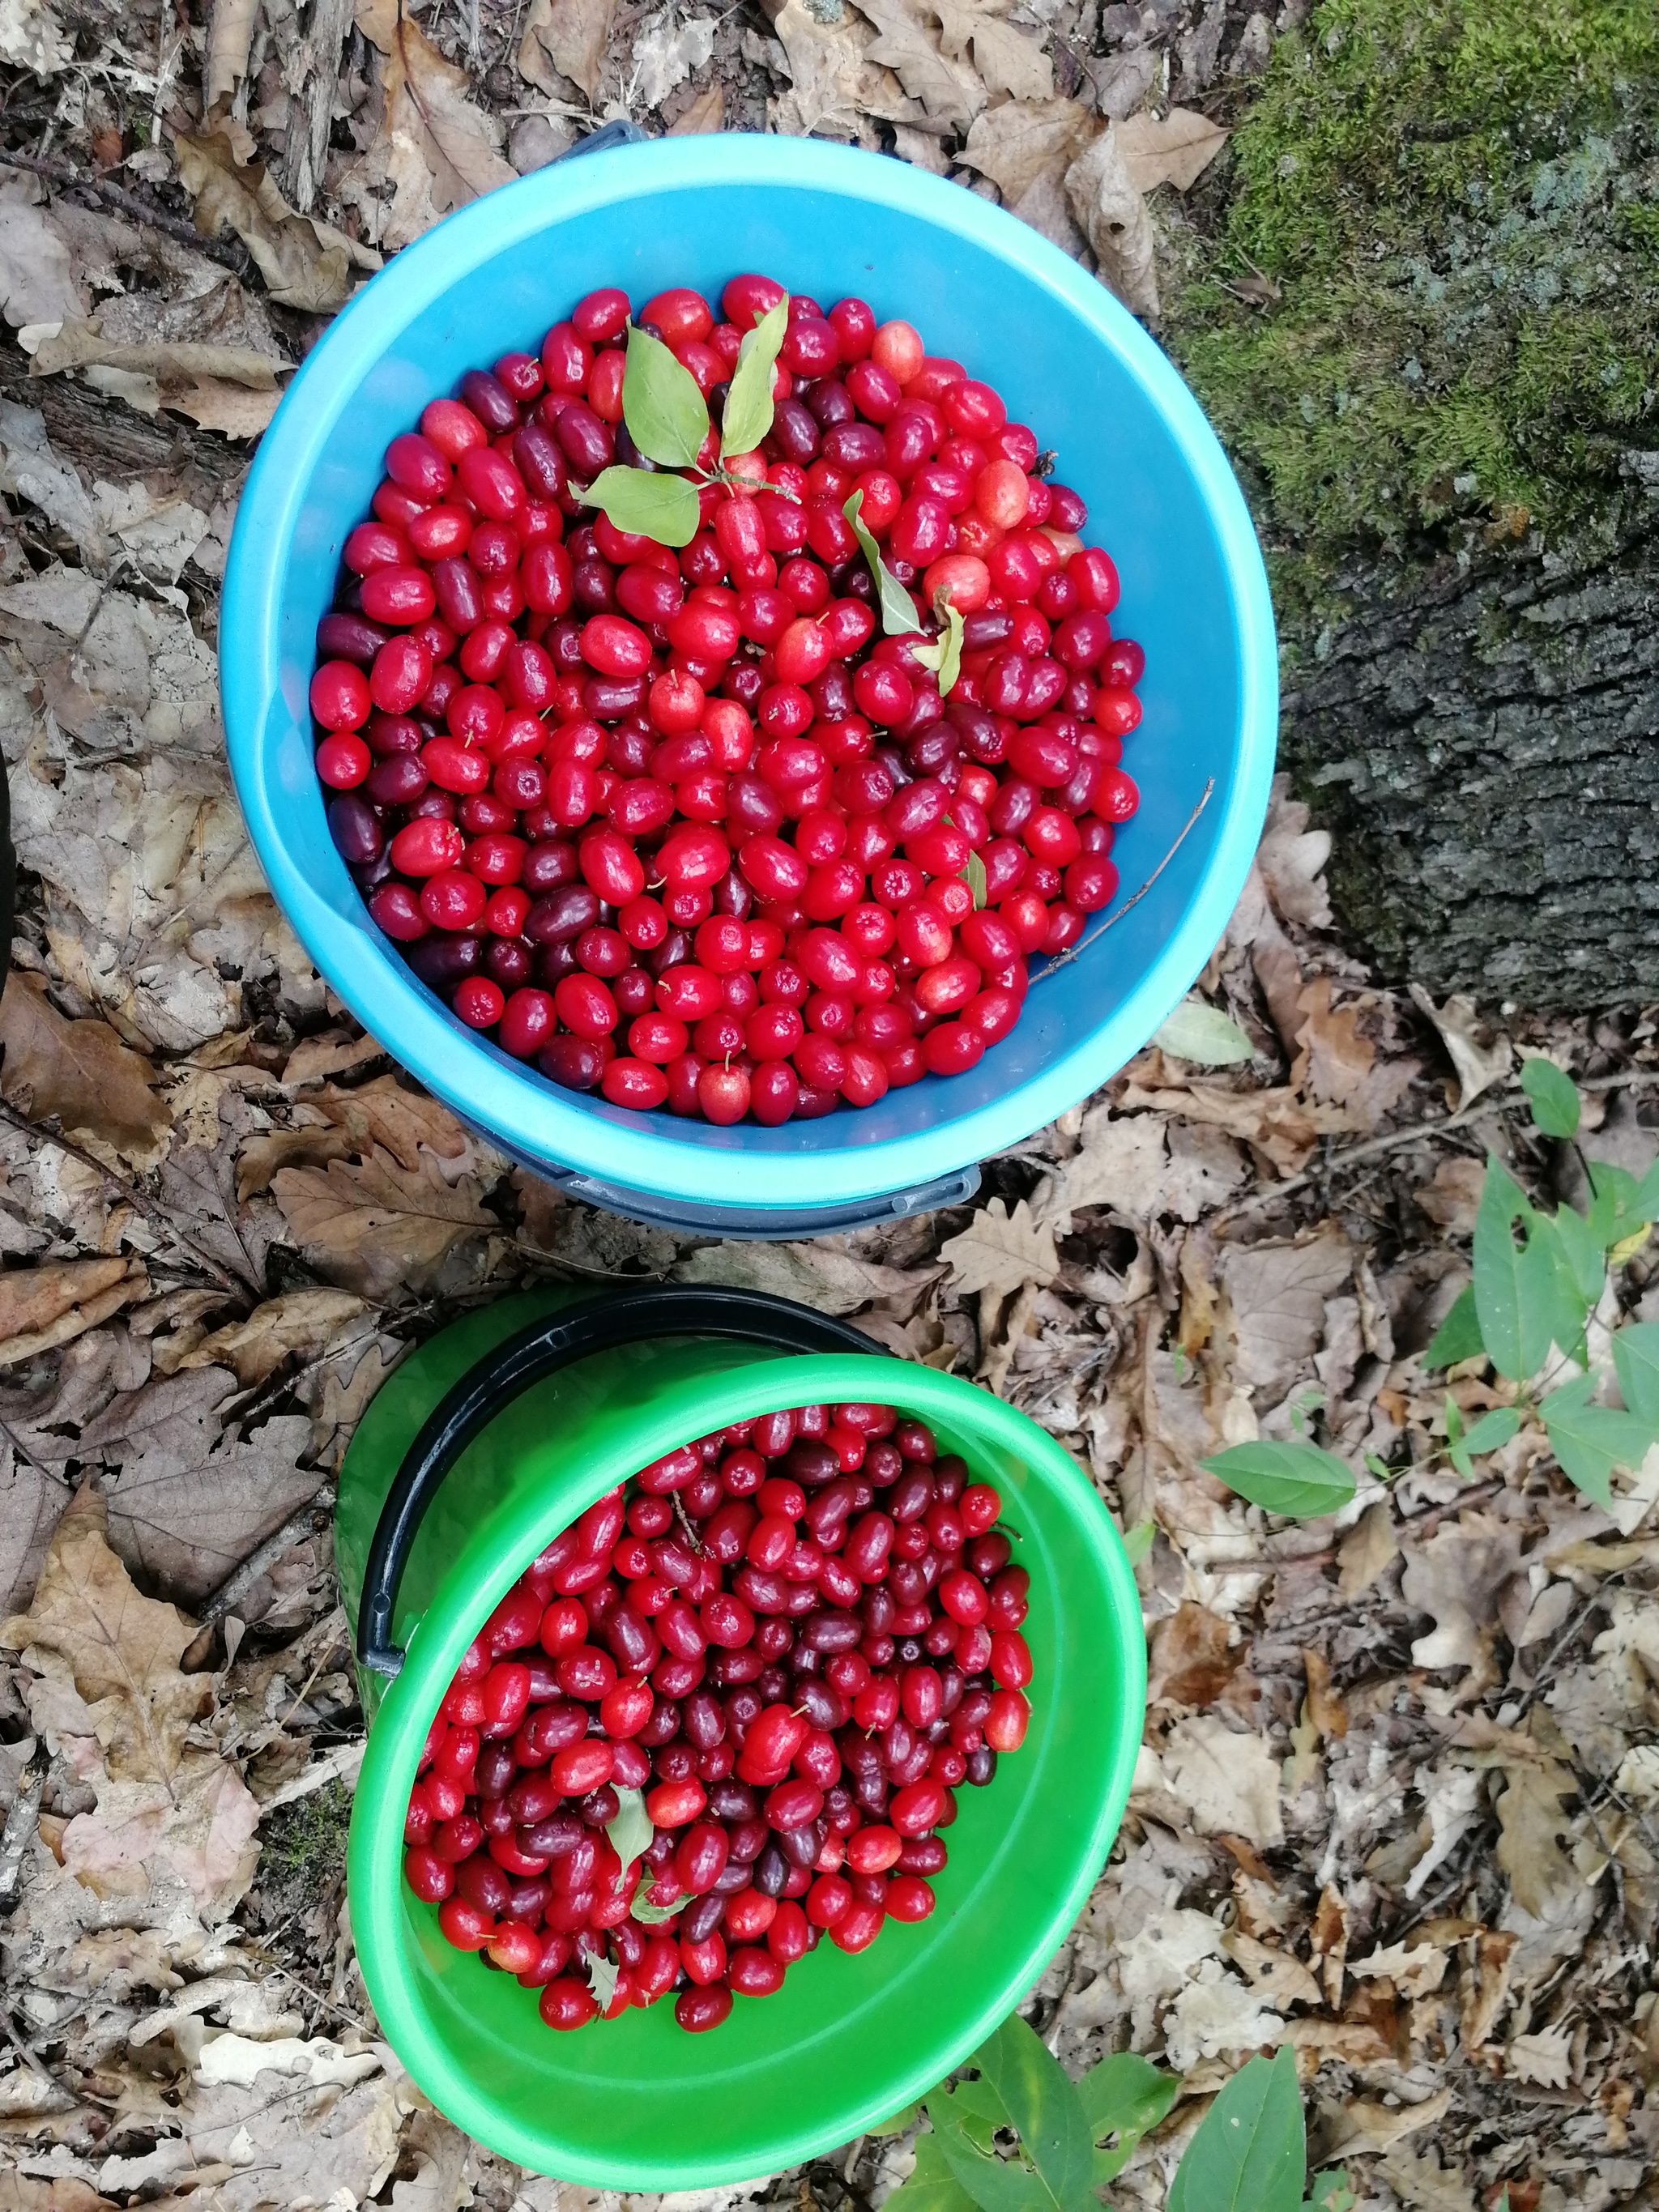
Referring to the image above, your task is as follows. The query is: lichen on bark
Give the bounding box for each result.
[1161,0,1659,1002]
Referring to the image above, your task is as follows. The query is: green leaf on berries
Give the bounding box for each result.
[605,1787,652,1886]
[1520,1055,1580,1139]
[964,847,987,908]
[621,322,710,468]
[844,488,924,637]
[914,591,965,696]
[578,465,700,548]
[629,1892,689,1924]
[721,292,790,459]
[1200,1438,1355,1519]
[1425,1282,1484,1368]
[584,1948,619,2010]
[1540,1371,1655,1508]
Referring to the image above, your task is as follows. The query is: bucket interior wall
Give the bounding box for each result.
[230,138,1275,1214]
[339,1300,1144,2184]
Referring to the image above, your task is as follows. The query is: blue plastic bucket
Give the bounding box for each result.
[223,134,1276,1236]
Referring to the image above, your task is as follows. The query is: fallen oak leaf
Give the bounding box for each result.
[173,131,378,313]
[356,0,517,250]
[957,95,1095,207]
[176,1287,369,1388]
[932,0,1051,102]
[0,1257,150,1367]
[273,1144,497,1301]
[1065,125,1159,325]
[517,0,618,97]
[0,970,170,1163]
[767,0,880,139]
[672,1240,931,1317]
[939,1196,1059,1298]
[0,1485,259,1914]
[844,0,981,129]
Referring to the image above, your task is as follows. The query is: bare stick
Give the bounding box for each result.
[1030,778,1217,982]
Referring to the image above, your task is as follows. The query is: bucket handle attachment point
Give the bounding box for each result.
[357,1285,884,1678]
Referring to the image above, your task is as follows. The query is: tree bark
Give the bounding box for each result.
[1277,497,1659,1008]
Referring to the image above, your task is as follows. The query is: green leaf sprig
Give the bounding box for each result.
[843,488,924,638]
[576,302,800,549]
[1415,1063,1659,1507]
[885,2013,1345,2212]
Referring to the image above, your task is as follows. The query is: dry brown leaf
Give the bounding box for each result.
[672,1240,929,1317]
[1294,976,1417,1130]
[1401,1510,1525,1674]
[1409,983,1512,1111]
[1218,1227,1352,1399]
[668,83,725,132]
[1379,2147,1477,2212]
[0,192,87,329]
[205,0,260,104]
[1506,2024,1572,2088]
[1221,1927,1321,2007]
[769,0,878,137]
[179,1289,369,1388]
[957,97,1094,204]
[78,1367,318,1606]
[0,971,169,1162]
[357,0,517,250]
[1147,1601,1239,1708]
[1154,1714,1283,1847]
[1415,1156,1486,1237]
[939,1197,1059,1298]
[173,131,377,313]
[238,1075,468,1197]
[1494,1754,1577,1917]
[517,0,617,97]
[0,1256,147,1362]
[1349,1940,1448,1998]
[1065,126,1158,323]
[1337,1500,1398,1598]
[1302,1647,1347,1739]
[0,1485,258,1912]
[1320,2090,1450,2160]
[846,0,979,128]
[1460,1928,1516,2049]
[0,1458,70,1617]
[1119,1077,1346,1177]
[932,0,1051,102]
[1113,106,1229,192]
[275,1146,496,1302]
[281,1026,389,1086]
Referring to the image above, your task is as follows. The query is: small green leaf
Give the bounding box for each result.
[844,489,924,637]
[1200,1439,1356,1519]
[1425,1283,1484,1368]
[622,322,710,468]
[604,1786,653,1886]
[1077,2053,1179,2184]
[1153,996,1255,1065]
[584,1948,619,2010]
[1552,1200,1609,1306]
[1541,1372,1656,1508]
[1473,1158,1555,1382]
[578,465,701,548]
[629,1891,689,1924]
[1588,1159,1659,1249]
[1166,2049,1305,2212]
[1120,1516,1155,1566]
[1444,1396,1470,1478]
[1525,1213,1596,1365]
[1520,1055,1580,1139]
[1304,2170,1356,2212]
[1461,1406,1522,1458]
[969,2014,1098,2212]
[1613,1321,1659,1427]
[868,2102,922,2139]
[720,292,790,458]
[915,594,966,695]
[1631,1156,1659,1225]
[965,848,987,909]
[881,2131,983,2212]
[939,2075,1008,2154]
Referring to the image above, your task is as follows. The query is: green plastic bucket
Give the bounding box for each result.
[339,1288,1144,2188]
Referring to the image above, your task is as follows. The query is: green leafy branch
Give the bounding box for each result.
[884,2015,1347,2212]
[842,490,964,697]
[579,297,793,548]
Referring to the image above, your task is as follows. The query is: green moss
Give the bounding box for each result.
[1170,0,1659,620]
[259,1779,352,1891]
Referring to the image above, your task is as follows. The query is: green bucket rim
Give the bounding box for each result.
[347,1349,1144,2188]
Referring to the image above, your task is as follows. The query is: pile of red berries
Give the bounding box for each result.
[312,271,1143,1125]
[403,1401,1032,2034]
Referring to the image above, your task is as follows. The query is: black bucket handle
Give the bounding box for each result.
[356,1285,885,1679]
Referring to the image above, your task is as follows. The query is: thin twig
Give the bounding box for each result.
[0,1740,47,1914]
[199,1491,333,1628]
[0,1097,248,1293]
[1215,1066,1659,1222]
[1030,778,1216,982]
[0,1995,110,2112]
[0,146,250,275]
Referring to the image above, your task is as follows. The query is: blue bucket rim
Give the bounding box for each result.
[222,132,1277,1215]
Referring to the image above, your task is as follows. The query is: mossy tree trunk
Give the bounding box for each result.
[1167,0,1659,1006]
